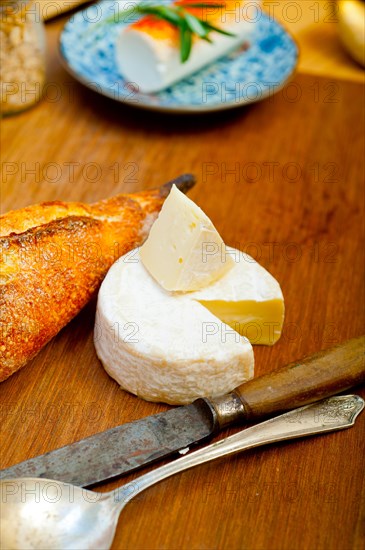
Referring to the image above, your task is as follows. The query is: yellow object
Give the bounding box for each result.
[196,300,284,345]
[338,0,365,66]
[191,247,285,345]
[140,185,234,291]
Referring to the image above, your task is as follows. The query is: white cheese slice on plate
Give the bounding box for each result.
[94,248,284,405]
[140,184,234,291]
[116,1,258,93]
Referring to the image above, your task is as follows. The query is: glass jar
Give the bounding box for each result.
[0,0,46,116]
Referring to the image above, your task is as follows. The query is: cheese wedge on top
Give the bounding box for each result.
[140,184,234,291]
[116,0,258,93]
[94,248,284,405]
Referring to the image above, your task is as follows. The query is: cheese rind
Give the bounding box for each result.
[140,185,234,291]
[94,247,284,404]
[95,253,253,405]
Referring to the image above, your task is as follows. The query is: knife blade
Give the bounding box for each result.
[1,335,364,487]
[0,401,213,487]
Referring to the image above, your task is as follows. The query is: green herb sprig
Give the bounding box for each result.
[102,3,235,62]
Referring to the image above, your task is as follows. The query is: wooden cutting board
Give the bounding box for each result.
[1,5,364,550]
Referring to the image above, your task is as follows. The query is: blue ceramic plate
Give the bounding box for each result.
[59,1,298,113]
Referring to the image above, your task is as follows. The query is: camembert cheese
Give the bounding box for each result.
[94,248,284,405]
[140,185,234,291]
[191,247,284,345]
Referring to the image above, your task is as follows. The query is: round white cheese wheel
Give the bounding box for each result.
[94,248,255,405]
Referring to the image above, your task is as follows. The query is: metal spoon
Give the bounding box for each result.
[1,395,363,550]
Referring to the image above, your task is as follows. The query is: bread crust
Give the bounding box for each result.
[0,175,195,381]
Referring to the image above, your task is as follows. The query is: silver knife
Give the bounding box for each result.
[1,335,364,487]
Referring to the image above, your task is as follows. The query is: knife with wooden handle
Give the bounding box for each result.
[1,335,364,487]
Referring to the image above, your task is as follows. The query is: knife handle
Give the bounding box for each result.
[207,335,365,428]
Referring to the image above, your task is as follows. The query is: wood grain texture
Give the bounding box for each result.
[235,335,365,419]
[1,13,364,550]
[264,0,365,83]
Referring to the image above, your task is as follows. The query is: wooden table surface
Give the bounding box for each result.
[1,3,364,550]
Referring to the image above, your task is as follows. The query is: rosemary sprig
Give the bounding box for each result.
[101,3,236,63]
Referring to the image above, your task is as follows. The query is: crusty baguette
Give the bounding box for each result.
[0,174,195,382]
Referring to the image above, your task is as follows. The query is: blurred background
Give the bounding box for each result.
[42,0,364,80]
